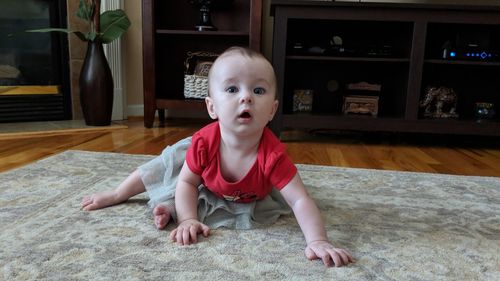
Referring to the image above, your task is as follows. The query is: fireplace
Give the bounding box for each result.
[0,0,71,122]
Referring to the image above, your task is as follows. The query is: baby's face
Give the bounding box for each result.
[205,53,278,137]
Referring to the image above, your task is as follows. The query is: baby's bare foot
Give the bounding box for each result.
[81,191,118,211]
[153,204,172,229]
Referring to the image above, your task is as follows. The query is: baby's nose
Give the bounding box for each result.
[240,90,253,103]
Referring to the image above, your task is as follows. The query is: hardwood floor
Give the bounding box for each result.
[1,117,499,176]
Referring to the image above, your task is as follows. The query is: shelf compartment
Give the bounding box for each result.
[286,19,413,59]
[420,63,500,121]
[154,36,249,101]
[282,60,409,118]
[425,23,500,62]
[154,0,250,32]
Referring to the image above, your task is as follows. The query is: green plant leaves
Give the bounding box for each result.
[86,32,98,42]
[26,28,73,34]
[76,0,94,21]
[99,9,131,44]
[26,28,90,42]
[26,1,130,44]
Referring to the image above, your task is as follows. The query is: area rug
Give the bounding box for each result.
[0,151,498,280]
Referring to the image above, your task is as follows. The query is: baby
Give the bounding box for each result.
[82,46,355,267]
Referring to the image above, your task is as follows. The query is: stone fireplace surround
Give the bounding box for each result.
[66,0,88,120]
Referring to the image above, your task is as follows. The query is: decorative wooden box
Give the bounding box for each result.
[343,95,379,117]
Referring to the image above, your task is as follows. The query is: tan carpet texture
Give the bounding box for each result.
[0,150,499,280]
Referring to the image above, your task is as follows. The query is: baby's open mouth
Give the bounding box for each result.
[239,111,252,119]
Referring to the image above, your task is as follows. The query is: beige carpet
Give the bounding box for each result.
[0,151,498,280]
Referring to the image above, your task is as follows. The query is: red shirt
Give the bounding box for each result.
[186,122,297,203]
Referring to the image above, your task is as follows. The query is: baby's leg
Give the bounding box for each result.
[81,170,145,211]
[153,203,174,229]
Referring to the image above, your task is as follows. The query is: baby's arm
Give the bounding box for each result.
[81,169,146,211]
[280,173,355,267]
[169,161,210,245]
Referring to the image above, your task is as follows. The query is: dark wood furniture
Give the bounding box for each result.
[142,0,262,128]
[270,1,500,137]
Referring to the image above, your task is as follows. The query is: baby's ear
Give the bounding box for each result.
[205,97,218,119]
[269,99,279,121]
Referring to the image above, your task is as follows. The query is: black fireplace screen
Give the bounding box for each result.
[0,0,71,122]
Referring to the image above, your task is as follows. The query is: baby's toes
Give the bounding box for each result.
[155,214,171,229]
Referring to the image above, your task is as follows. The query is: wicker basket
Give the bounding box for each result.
[184,75,209,99]
[183,51,218,99]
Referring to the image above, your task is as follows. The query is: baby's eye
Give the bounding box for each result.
[226,86,238,93]
[253,87,265,95]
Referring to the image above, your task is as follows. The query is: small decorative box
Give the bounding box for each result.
[293,89,314,112]
[343,95,379,116]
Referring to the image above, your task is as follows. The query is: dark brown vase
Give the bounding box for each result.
[79,40,113,126]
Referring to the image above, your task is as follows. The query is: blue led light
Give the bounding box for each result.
[450,51,456,57]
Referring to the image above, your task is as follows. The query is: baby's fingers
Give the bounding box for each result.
[190,226,198,243]
[201,224,210,237]
[338,248,356,264]
[307,247,334,267]
[170,223,211,245]
[305,244,355,267]
[326,248,355,267]
[181,227,191,245]
[169,227,188,244]
[305,246,318,260]
[327,249,343,267]
[169,228,178,242]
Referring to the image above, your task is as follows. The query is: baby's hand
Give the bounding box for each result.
[169,218,210,245]
[305,240,355,267]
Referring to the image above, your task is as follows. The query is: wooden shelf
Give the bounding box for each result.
[282,114,500,136]
[270,1,500,137]
[424,59,500,66]
[156,29,249,36]
[287,55,410,63]
[142,0,262,128]
[155,99,206,110]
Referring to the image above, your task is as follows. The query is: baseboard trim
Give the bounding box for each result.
[126,104,146,117]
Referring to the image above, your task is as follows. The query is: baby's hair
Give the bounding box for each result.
[217,46,266,60]
[207,46,277,97]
